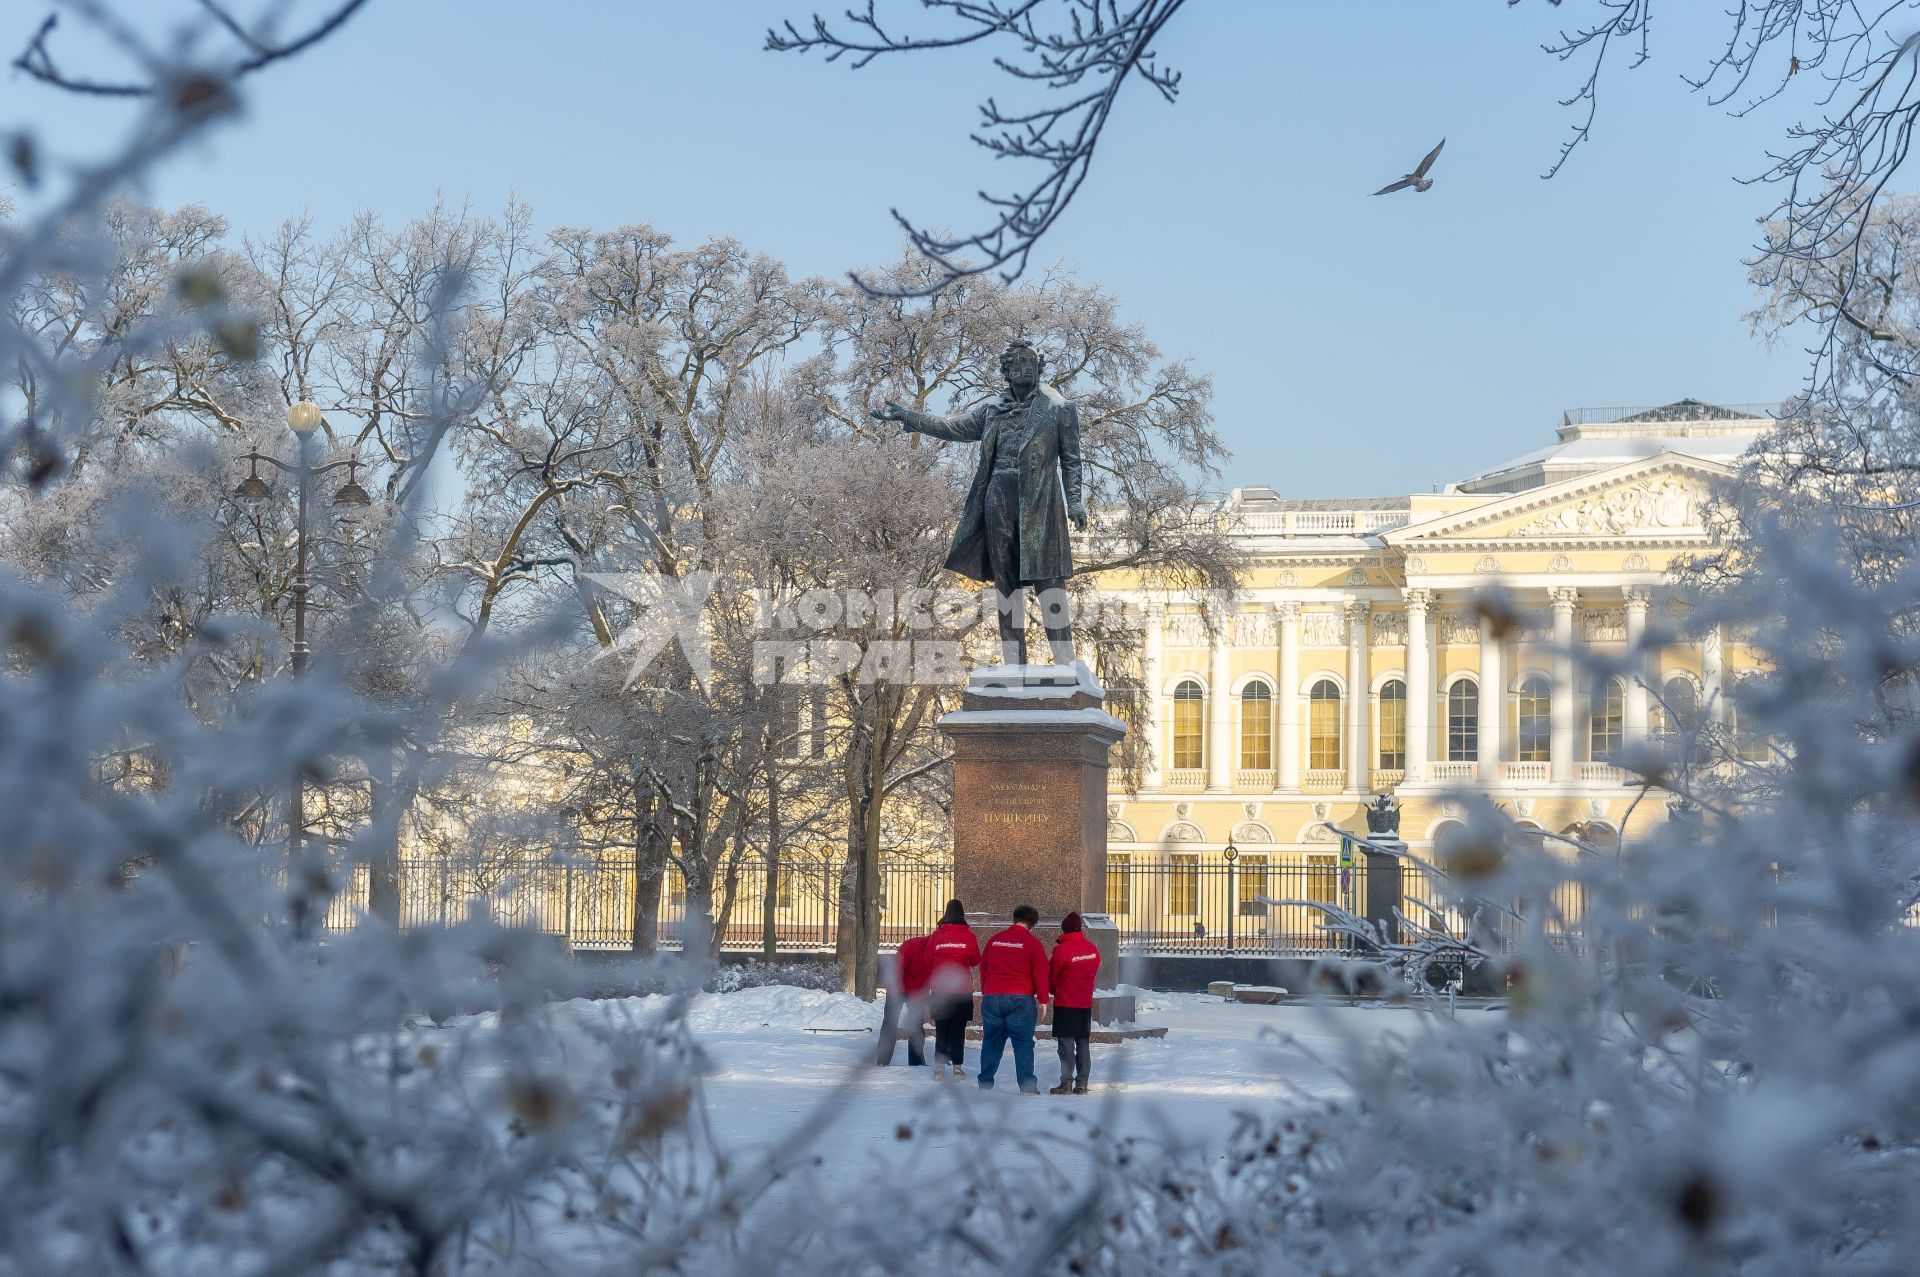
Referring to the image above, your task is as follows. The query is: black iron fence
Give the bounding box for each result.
[1102,853,1587,956]
[323,851,1587,958]
[324,856,954,952]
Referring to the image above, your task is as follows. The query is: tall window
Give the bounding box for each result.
[1377,679,1407,769]
[1308,679,1343,769]
[773,686,803,759]
[1106,853,1132,914]
[774,685,828,760]
[1169,853,1199,916]
[1652,675,1699,737]
[1730,700,1769,762]
[1236,853,1269,915]
[808,686,828,758]
[1589,676,1625,760]
[1172,679,1204,770]
[1447,679,1479,762]
[1240,682,1273,770]
[1516,676,1552,762]
[1306,855,1338,905]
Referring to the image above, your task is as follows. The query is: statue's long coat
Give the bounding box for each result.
[900,383,1085,585]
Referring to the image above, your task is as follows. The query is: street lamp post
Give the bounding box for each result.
[234,400,371,935]
[1222,834,1238,954]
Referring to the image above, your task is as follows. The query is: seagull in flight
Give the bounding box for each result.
[1371,139,1445,196]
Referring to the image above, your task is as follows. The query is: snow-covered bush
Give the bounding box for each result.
[10,7,1920,1275]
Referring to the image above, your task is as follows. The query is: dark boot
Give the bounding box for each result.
[1049,1082,1074,1095]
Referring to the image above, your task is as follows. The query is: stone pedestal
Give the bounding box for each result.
[1362,836,1407,948]
[940,662,1138,1027]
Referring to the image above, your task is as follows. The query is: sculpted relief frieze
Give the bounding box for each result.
[1302,611,1347,647]
[1583,607,1628,642]
[1371,610,1407,647]
[1164,612,1207,646]
[1516,475,1702,537]
[1234,611,1277,646]
[1437,611,1479,645]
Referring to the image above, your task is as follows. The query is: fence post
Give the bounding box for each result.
[439,857,450,928]
[1225,856,1236,954]
[563,862,575,949]
[822,859,834,950]
[1339,835,1354,959]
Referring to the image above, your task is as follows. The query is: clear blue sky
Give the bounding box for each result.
[7,1,1815,496]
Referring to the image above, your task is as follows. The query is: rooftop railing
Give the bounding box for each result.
[1560,402,1778,427]
[1230,509,1411,537]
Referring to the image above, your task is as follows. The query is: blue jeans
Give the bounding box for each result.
[977,994,1038,1092]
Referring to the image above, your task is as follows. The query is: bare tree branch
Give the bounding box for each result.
[13,0,374,97]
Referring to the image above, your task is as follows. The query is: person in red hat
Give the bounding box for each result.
[1047,911,1100,1094]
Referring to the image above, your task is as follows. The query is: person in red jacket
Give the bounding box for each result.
[1047,912,1101,1094]
[918,900,981,1079]
[978,904,1049,1094]
[875,933,928,1067]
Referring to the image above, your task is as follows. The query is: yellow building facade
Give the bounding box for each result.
[1098,400,1767,919]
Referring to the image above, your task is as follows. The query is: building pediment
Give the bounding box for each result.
[1383,453,1732,547]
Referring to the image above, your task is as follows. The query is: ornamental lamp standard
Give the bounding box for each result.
[1222,834,1236,949]
[232,400,373,933]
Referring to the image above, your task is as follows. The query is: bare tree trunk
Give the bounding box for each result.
[629,778,665,955]
[710,820,750,954]
[837,720,885,999]
[367,742,415,927]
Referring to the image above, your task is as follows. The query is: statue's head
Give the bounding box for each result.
[999,338,1042,391]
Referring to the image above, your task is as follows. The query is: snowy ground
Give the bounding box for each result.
[505,986,1470,1191]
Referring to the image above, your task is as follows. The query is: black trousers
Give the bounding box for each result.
[983,471,1070,662]
[1053,1005,1092,1087]
[931,994,972,1068]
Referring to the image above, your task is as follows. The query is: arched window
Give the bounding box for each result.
[1652,675,1699,738]
[1377,679,1407,769]
[1729,699,1769,762]
[1515,676,1552,762]
[1447,680,1479,762]
[1172,679,1204,770]
[1240,682,1273,770]
[1589,676,1625,760]
[1308,679,1343,770]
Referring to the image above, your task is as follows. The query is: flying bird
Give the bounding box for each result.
[1371,139,1446,196]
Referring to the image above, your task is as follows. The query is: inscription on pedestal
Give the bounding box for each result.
[955,760,1093,917]
[980,781,1050,827]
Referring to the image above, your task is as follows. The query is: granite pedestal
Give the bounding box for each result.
[938,662,1142,1029]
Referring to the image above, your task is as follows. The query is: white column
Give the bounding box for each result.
[1550,588,1579,783]
[1478,612,1505,784]
[1275,601,1300,793]
[1346,602,1370,792]
[1404,589,1433,783]
[1623,587,1651,742]
[1702,621,1727,725]
[1206,616,1232,792]
[1141,602,1164,788]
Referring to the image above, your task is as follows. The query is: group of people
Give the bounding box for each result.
[877,900,1102,1095]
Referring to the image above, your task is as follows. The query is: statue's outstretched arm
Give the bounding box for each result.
[892,402,987,443]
